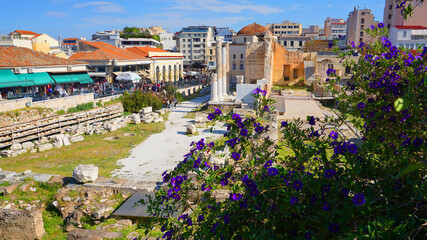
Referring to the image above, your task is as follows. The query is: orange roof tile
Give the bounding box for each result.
[127,46,169,58]
[76,41,149,61]
[237,23,270,35]
[64,38,79,41]
[30,34,43,40]
[70,50,110,61]
[13,30,38,35]
[0,46,87,67]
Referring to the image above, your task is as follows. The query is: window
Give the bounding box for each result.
[403,31,407,38]
[188,44,191,48]
[97,66,106,72]
[360,32,364,37]
[240,63,244,70]
[283,41,287,46]
[232,63,236,70]
[209,49,213,54]
[299,41,303,46]
[182,39,185,42]
[240,54,243,59]
[293,69,298,78]
[290,41,294,47]
[183,50,186,53]
[359,38,363,43]
[389,5,392,10]
[389,14,392,19]
[361,12,365,15]
[388,24,391,29]
[361,18,365,24]
[233,54,236,59]
[244,37,247,42]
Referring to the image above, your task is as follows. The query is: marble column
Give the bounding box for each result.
[222,43,228,96]
[210,73,218,102]
[216,38,223,101]
[225,42,230,94]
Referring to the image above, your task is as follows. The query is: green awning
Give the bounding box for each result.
[50,73,94,84]
[0,69,21,88]
[15,72,54,86]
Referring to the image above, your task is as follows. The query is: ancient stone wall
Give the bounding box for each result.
[272,42,305,86]
[0,98,32,112]
[32,94,94,111]
[245,42,265,84]
[0,108,55,127]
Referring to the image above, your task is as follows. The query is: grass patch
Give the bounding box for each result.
[67,102,94,113]
[184,103,209,119]
[0,113,169,177]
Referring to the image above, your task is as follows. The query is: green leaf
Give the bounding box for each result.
[424,75,427,88]
[394,98,410,112]
[396,164,426,178]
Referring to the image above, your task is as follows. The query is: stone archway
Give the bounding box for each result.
[174,65,177,81]
[178,64,182,79]
[162,66,166,81]
[168,65,172,81]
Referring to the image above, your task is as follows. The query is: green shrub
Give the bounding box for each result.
[122,90,163,113]
[67,102,94,113]
[175,92,184,103]
[56,110,65,115]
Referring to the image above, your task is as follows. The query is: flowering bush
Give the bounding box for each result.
[140,24,426,239]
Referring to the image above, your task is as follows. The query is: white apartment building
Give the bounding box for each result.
[159,32,176,51]
[267,21,302,36]
[389,26,427,49]
[177,26,214,67]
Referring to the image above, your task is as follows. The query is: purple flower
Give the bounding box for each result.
[328,41,334,49]
[240,128,248,137]
[197,214,204,222]
[326,68,336,76]
[349,41,356,48]
[369,25,375,30]
[221,178,228,186]
[264,160,273,168]
[208,142,214,148]
[196,140,205,150]
[308,116,316,125]
[304,231,312,240]
[324,169,337,178]
[229,193,243,201]
[322,201,331,211]
[281,121,288,127]
[293,180,303,191]
[207,113,215,121]
[231,152,241,161]
[357,102,365,109]
[359,42,365,48]
[341,187,350,197]
[214,108,222,115]
[321,184,331,193]
[253,88,261,94]
[224,172,232,179]
[413,138,424,148]
[290,196,299,204]
[267,167,279,176]
[231,113,242,122]
[172,185,181,192]
[193,159,201,168]
[329,223,340,233]
[353,193,366,206]
[348,144,358,154]
[186,218,193,226]
[378,22,384,28]
[223,214,230,224]
[330,131,338,140]
[263,105,269,111]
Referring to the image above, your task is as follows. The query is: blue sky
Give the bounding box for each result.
[0,0,386,39]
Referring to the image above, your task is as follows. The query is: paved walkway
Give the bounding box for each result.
[112,95,226,182]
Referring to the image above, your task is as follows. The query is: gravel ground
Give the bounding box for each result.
[112,95,226,182]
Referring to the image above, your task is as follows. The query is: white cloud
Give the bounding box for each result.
[45,11,68,17]
[168,0,283,15]
[290,4,301,10]
[73,1,125,13]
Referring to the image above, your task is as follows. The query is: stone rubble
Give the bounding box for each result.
[73,164,99,183]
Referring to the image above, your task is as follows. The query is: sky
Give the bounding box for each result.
[0,0,386,39]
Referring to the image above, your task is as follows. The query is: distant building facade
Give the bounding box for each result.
[324,18,347,38]
[214,27,234,42]
[346,7,379,46]
[91,30,160,49]
[176,26,215,67]
[267,21,302,36]
[383,0,427,30]
[389,25,427,49]
[0,30,59,54]
[159,32,176,51]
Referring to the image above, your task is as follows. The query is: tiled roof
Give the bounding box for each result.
[237,23,270,35]
[127,46,168,58]
[0,46,87,67]
[395,25,427,29]
[73,41,149,61]
[30,34,43,40]
[64,38,79,41]
[70,50,110,61]
[13,30,38,35]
